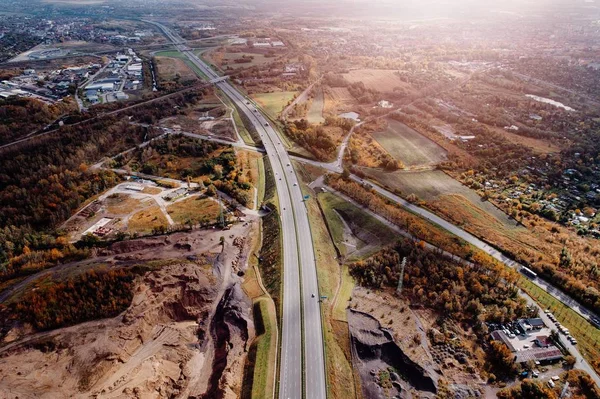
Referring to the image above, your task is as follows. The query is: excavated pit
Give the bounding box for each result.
[198,283,251,399]
[348,309,438,399]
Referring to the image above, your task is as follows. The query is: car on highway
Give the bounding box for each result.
[265,123,269,126]
[246,101,250,104]
[293,183,297,186]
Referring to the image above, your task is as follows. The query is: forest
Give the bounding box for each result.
[9,267,140,331]
[350,239,527,326]
[0,88,211,289]
[283,116,354,161]
[0,96,77,145]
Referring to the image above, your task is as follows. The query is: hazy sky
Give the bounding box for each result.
[250,0,596,19]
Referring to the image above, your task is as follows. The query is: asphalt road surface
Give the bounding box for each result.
[146,20,327,399]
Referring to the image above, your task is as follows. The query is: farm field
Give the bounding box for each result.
[342,69,412,93]
[363,168,518,231]
[167,196,220,225]
[306,88,325,124]
[251,91,297,119]
[372,119,447,168]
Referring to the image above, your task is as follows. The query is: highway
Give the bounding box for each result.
[145,20,327,399]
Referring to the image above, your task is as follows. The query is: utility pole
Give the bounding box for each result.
[559,381,569,398]
[396,257,406,296]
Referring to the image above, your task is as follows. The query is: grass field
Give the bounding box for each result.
[128,206,169,233]
[307,88,325,124]
[372,119,447,168]
[155,50,210,81]
[142,187,163,195]
[492,126,559,154]
[154,56,198,83]
[519,276,600,374]
[303,186,357,399]
[333,265,354,322]
[256,157,266,206]
[342,69,412,93]
[251,91,297,119]
[317,192,397,259]
[167,196,220,225]
[220,51,272,70]
[364,169,518,230]
[249,298,277,399]
[105,194,143,216]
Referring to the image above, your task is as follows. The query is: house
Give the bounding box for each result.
[534,336,552,348]
[115,91,128,100]
[528,318,545,330]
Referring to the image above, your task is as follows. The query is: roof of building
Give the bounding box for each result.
[490,330,516,352]
[515,346,562,363]
[534,336,552,347]
[85,82,114,91]
[528,318,545,327]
